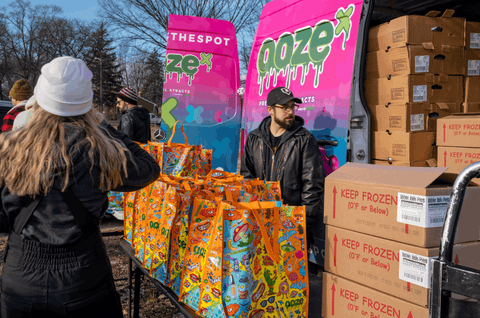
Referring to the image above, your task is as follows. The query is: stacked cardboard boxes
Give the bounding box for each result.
[437,114,480,184]
[321,163,480,318]
[462,22,480,113]
[365,10,466,167]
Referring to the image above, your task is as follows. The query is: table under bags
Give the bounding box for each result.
[108,121,309,318]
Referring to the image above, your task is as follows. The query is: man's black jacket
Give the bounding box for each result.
[240,115,324,233]
[118,106,151,143]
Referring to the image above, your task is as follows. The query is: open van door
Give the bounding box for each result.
[242,0,365,267]
[163,15,242,172]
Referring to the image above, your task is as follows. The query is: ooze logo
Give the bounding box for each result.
[165,52,213,85]
[255,5,355,95]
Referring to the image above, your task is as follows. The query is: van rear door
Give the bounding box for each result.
[163,15,242,172]
[242,0,365,266]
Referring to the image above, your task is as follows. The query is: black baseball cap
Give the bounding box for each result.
[266,87,302,106]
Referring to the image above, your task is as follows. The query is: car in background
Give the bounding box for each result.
[149,113,161,125]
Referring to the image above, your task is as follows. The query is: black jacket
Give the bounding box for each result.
[241,116,324,232]
[0,121,160,245]
[118,106,151,143]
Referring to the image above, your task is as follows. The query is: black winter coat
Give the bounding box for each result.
[0,121,160,245]
[118,106,151,143]
[240,115,324,233]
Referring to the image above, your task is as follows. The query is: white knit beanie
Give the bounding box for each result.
[34,56,93,117]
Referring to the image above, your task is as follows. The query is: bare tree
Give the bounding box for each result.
[97,0,267,52]
[0,0,94,94]
[116,45,149,93]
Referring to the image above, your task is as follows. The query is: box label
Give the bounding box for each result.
[392,29,405,43]
[471,33,480,49]
[397,193,449,228]
[413,85,427,102]
[392,58,407,72]
[410,114,424,131]
[392,144,406,156]
[389,116,402,128]
[468,60,480,76]
[399,250,436,288]
[414,55,429,73]
[391,88,405,100]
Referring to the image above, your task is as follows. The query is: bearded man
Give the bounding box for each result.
[116,87,151,143]
[240,87,324,245]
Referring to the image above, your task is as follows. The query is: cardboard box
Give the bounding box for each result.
[322,272,429,318]
[325,225,480,307]
[368,12,465,52]
[437,146,480,185]
[436,114,480,147]
[365,75,463,107]
[466,21,480,50]
[373,159,437,167]
[466,50,480,76]
[462,103,480,113]
[323,163,480,247]
[372,131,436,161]
[370,103,460,132]
[462,77,480,112]
[465,76,480,103]
[366,45,465,79]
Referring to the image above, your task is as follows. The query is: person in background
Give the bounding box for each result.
[116,87,151,143]
[1,79,34,132]
[0,56,160,317]
[12,95,36,131]
[240,86,324,254]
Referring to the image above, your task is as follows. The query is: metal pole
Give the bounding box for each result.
[439,162,480,262]
[128,256,132,318]
[133,266,141,318]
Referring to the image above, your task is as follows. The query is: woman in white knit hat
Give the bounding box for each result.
[0,56,160,317]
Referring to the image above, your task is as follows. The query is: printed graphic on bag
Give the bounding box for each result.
[179,198,220,312]
[134,184,152,264]
[143,181,169,271]
[107,191,124,214]
[181,146,212,178]
[197,202,226,318]
[168,192,193,295]
[123,191,138,244]
[150,186,180,284]
[163,143,193,177]
[221,202,309,318]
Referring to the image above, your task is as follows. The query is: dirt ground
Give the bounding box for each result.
[0,228,184,318]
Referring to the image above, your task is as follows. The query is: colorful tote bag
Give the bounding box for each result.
[162,121,195,177]
[106,191,124,214]
[190,200,309,318]
[123,191,138,244]
[179,197,221,312]
[168,191,193,295]
[143,181,169,270]
[150,185,180,283]
[133,184,153,262]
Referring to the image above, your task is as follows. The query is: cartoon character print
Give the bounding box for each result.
[198,203,226,318]
[150,186,179,284]
[123,191,138,244]
[222,205,260,318]
[168,192,191,295]
[221,201,308,318]
[179,198,218,312]
[143,181,168,270]
[163,144,192,177]
[251,205,308,318]
[134,185,152,262]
